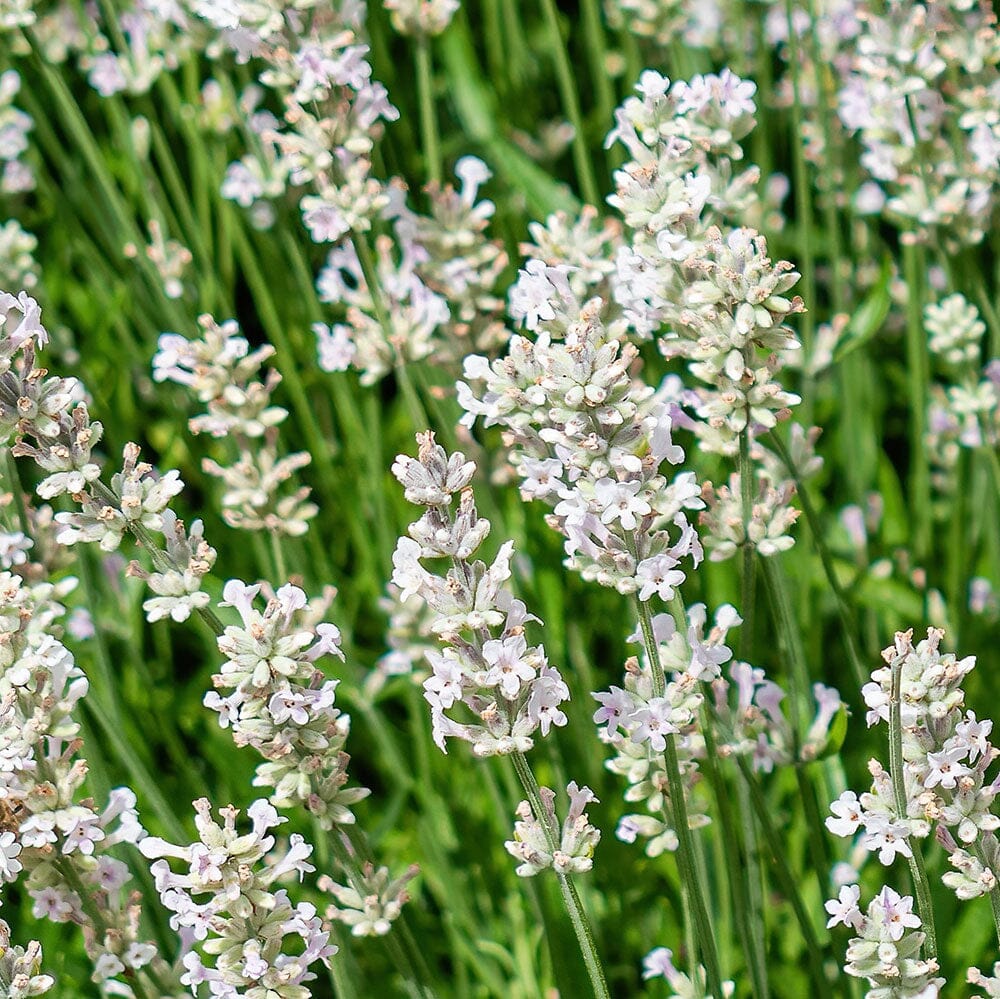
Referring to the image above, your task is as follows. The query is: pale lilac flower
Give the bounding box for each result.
[594,477,650,531]
[635,553,685,602]
[826,790,864,838]
[313,322,357,372]
[630,697,678,752]
[874,886,921,942]
[592,686,634,737]
[924,745,972,790]
[861,814,913,866]
[825,884,864,930]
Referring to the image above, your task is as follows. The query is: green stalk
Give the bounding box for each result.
[415,36,442,187]
[637,600,725,998]
[972,841,1000,949]
[510,752,610,999]
[738,423,757,663]
[2,450,30,537]
[767,430,867,688]
[783,0,816,422]
[888,654,937,958]
[701,711,770,999]
[538,0,601,207]
[269,530,289,582]
[231,224,342,509]
[579,0,614,133]
[328,833,439,999]
[902,243,931,562]
[760,559,811,737]
[350,231,433,432]
[732,756,830,995]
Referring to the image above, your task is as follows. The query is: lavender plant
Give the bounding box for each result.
[2,0,1000,995]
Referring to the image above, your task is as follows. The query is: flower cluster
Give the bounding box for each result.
[0,220,38,292]
[602,604,843,855]
[0,920,55,997]
[384,0,459,37]
[0,572,166,991]
[140,797,335,997]
[154,313,318,536]
[391,431,571,756]
[923,295,1000,501]
[207,579,370,829]
[315,157,508,383]
[319,862,419,937]
[504,781,601,877]
[828,629,999,879]
[828,627,1000,992]
[459,291,705,597]
[2,289,219,625]
[825,884,943,997]
[0,70,35,196]
[642,945,736,998]
[699,472,799,562]
[603,70,811,574]
[595,605,737,856]
[833,0,1000,245]
[196,1,397,243]
[123,219,192,300]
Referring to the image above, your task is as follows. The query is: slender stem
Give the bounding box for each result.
[350,231,433,432]
[700,709,770,999]
[783,0,816,421]
[538,0,601,206]
[415,36,442,187]
[579,0,614,137]
[1,450,30,536]
[269,530,289,582]
[731,756,830,995]
[888,655,938,958]
[971,841,1000,949]
[510,752,609,999]
[761,558,811,738]
[767,430,867,687]
[636,599,725,998]
[738,423,756,663]
[902,242,931,562]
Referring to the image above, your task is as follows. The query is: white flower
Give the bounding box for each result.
[313,322,356,372]
[635,553,685,602]
[594,478,651,531]
[0,831,22,881]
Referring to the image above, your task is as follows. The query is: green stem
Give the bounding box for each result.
[738,423,756,663]
[511,752,610,999]
[903,242,931,563]
[701,711,770,999]
[1,450,30,536]
[888,655,938,958]
[732,756,830,995]
[579,0,615,137]
[350,231,432,432]
[636,600,725,998]
[269,530,289,582]
[328,833,439,999]
[761,558,810,737]
[783,0,816,421]
[538,0,601,206]
[415,36,442,186]
[768,431,867,688]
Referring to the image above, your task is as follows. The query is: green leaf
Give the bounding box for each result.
[439,19,581,218]
[832,254,893,363]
